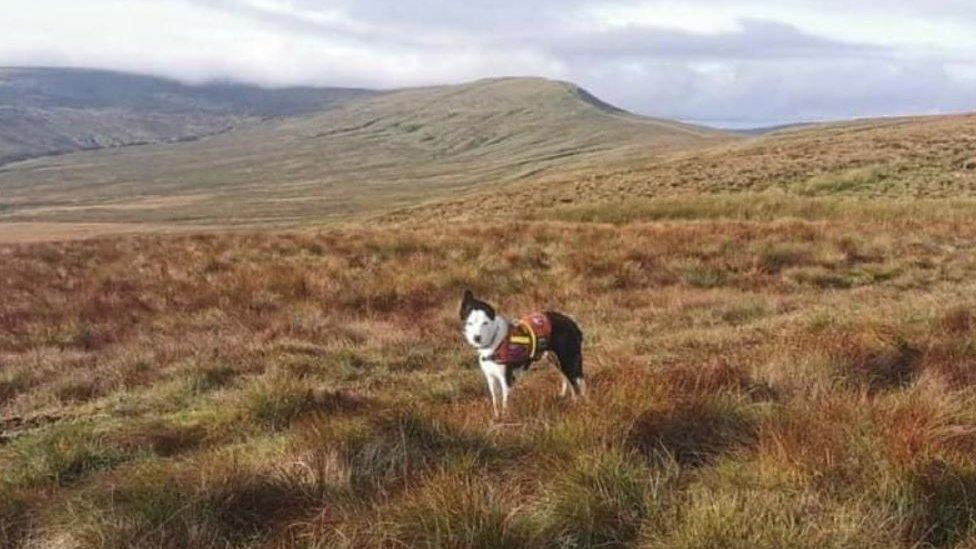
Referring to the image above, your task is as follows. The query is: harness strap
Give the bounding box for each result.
[491,314,550,365]
[509,322,538,360]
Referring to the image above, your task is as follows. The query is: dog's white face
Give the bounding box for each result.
[460,290,505,350]
[463,308,497,349]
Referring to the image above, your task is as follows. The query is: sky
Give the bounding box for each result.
[2,0,975,127]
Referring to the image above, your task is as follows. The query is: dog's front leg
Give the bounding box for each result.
[499,376,511,417]
[484,374,501,419]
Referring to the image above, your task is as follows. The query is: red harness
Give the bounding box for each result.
[490,313,552,366]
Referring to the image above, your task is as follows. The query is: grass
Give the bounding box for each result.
[404,113,976,224]
[381,472,530,547]
[534,193,976,225]
[797,165,888,195]
[1,210,976,546]
[3,421,135,487]
[534,451,666,546]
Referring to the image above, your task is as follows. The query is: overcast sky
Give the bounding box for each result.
[3,0,976,126]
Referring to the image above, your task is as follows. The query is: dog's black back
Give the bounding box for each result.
[545,311,584,389]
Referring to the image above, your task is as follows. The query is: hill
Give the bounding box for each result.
[0,77,730,228]
[0,67,376,166]
[3,74,975,233]
[398,112,976,223]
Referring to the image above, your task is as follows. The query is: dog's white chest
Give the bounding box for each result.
[478,352,505,379]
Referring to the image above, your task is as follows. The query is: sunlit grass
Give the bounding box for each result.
[2,211,976,546]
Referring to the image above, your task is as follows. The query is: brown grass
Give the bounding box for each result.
[0,212,975,546]
[0,222,212,244]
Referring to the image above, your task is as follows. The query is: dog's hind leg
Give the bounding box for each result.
[566,377,581,402]
[555,353,585,401]
[566,358,586,401]
[550,353,573,399]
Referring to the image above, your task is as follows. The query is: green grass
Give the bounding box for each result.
[383,472,531,547]
[798,165,888,195]
[534,451,668,546]
[903,458,976,547]
[3,422,135,487]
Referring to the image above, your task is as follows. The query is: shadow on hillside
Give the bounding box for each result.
[626,398,758,467]
[907,458,976,547]
[832,337,921,394]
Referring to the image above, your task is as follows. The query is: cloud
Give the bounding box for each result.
[1,0,974,126]
[586,58,973,127]
[535,19,887,60]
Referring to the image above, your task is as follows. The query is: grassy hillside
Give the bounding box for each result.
[5,86,975,233]
[0,77,729,228]
[0,67,375,166]
[395,113,976,223]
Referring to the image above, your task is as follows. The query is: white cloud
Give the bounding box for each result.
[1,0,974,125]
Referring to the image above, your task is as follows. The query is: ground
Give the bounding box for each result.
[4,203,976,546]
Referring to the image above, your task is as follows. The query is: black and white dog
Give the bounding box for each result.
[460,290,584,418]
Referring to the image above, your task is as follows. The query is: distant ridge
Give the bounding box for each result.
[0,67,377,165]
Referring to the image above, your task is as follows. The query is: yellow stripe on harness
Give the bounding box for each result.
[509,323,538,359]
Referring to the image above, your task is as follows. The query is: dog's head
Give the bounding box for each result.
[460,290,501,349]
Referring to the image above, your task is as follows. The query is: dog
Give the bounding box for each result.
[459,290,584,418]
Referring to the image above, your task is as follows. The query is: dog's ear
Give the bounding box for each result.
[459,289,474,320]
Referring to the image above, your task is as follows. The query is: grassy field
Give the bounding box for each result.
[4,204,976,546]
